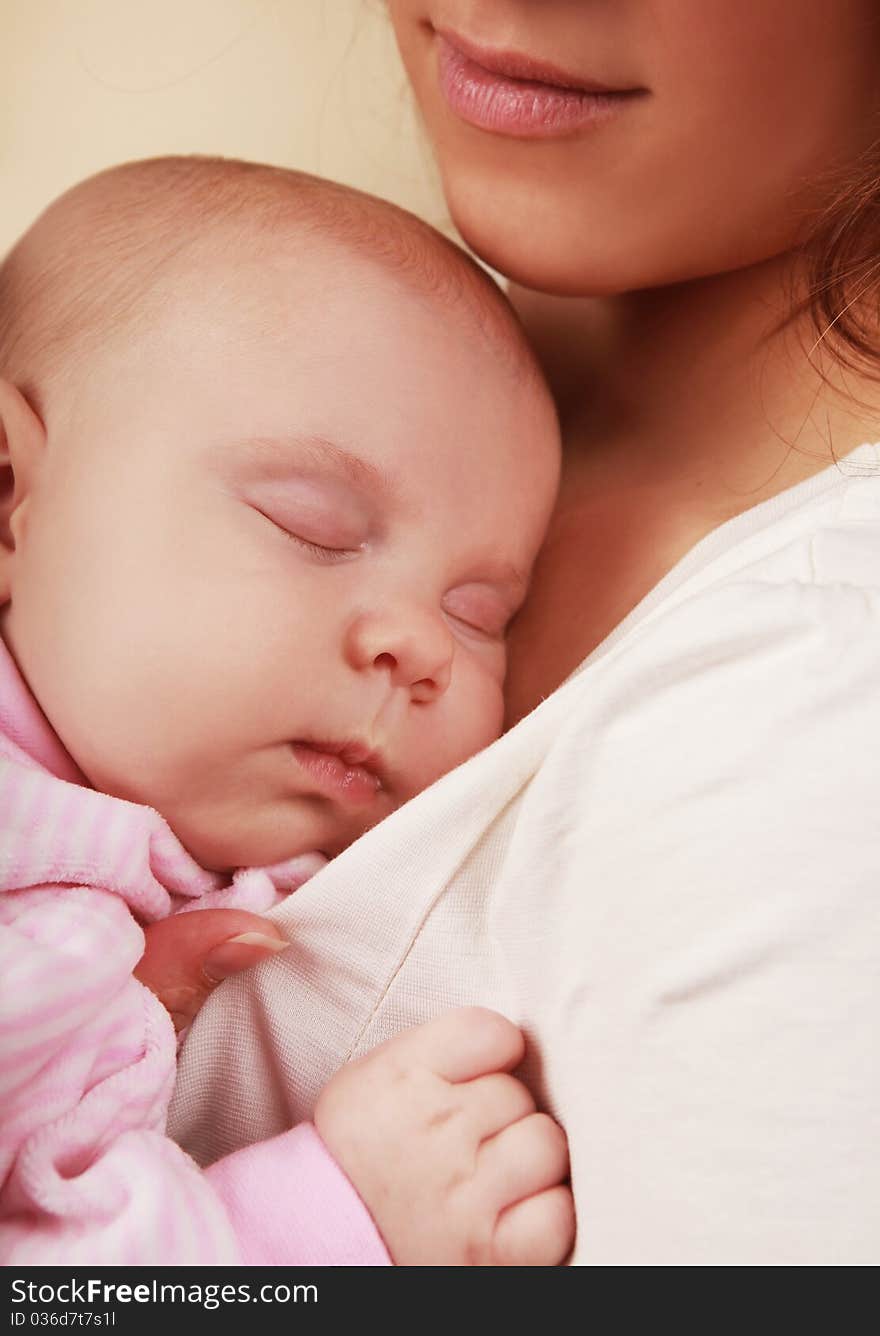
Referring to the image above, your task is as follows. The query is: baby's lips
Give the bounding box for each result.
[201,932,288,983]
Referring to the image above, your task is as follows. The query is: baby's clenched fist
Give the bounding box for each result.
[313,1007,575,1266]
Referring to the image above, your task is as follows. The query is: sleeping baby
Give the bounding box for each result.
[0,156,571,1266]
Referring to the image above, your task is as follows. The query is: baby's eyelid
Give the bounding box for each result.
[254,505,364,558]
[443,595,513,640]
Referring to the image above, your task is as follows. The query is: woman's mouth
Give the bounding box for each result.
[433,28,647,139]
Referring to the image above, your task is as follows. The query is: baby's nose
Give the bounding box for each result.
[345,607,454,702]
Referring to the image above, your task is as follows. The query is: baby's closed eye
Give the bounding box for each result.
[251,499,367,561]
[442,584,517,639]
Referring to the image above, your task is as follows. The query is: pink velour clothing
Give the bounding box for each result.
[0,635,390,1266]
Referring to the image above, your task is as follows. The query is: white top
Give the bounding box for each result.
[170,443,880,1265]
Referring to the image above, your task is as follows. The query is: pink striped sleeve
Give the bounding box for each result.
[0,726,369,1266]
[0,888,387,1265]
[0,888,238,1263]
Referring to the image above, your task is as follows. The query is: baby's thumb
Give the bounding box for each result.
[134,908,288,1032]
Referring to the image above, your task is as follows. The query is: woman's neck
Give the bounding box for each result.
[502,252,880,724]
[509,250,880,508]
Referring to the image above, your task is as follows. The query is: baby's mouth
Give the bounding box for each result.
[289,738,386,809]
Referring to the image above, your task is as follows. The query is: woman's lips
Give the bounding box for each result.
[434,29,646,139]
[290,742,383,810]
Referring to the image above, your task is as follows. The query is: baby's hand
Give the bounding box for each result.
[314,1008,574,1266]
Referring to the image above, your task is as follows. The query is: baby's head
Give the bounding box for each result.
[0,157,559,871]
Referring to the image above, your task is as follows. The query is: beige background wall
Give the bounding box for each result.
[1,0,449,254]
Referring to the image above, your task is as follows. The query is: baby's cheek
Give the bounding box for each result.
[423,674,505,787]
[469,678,506,752]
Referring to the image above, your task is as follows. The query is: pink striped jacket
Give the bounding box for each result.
[0,636,389,1265]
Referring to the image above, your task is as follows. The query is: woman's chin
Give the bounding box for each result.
[443,178,781,300]
[440,171,646,298]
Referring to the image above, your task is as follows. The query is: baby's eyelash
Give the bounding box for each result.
[445,611,510,643]
[285,532,356,562]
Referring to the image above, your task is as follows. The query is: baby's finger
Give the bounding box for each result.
[493,1185,576,1266]
[478,1111,570,1212]
[460,1071,536,1141]
[380,1007,524,1083]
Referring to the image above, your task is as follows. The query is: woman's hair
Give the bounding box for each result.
[791,133,880,390]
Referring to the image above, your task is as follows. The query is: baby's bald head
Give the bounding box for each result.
[0,156,540,414]
[0,160,562,875]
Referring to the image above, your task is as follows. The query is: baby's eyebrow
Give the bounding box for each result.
[227,434,402,504]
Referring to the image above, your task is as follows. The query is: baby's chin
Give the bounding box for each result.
[170,794,393,875]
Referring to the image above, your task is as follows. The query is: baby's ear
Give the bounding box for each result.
[0,379,46,597]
